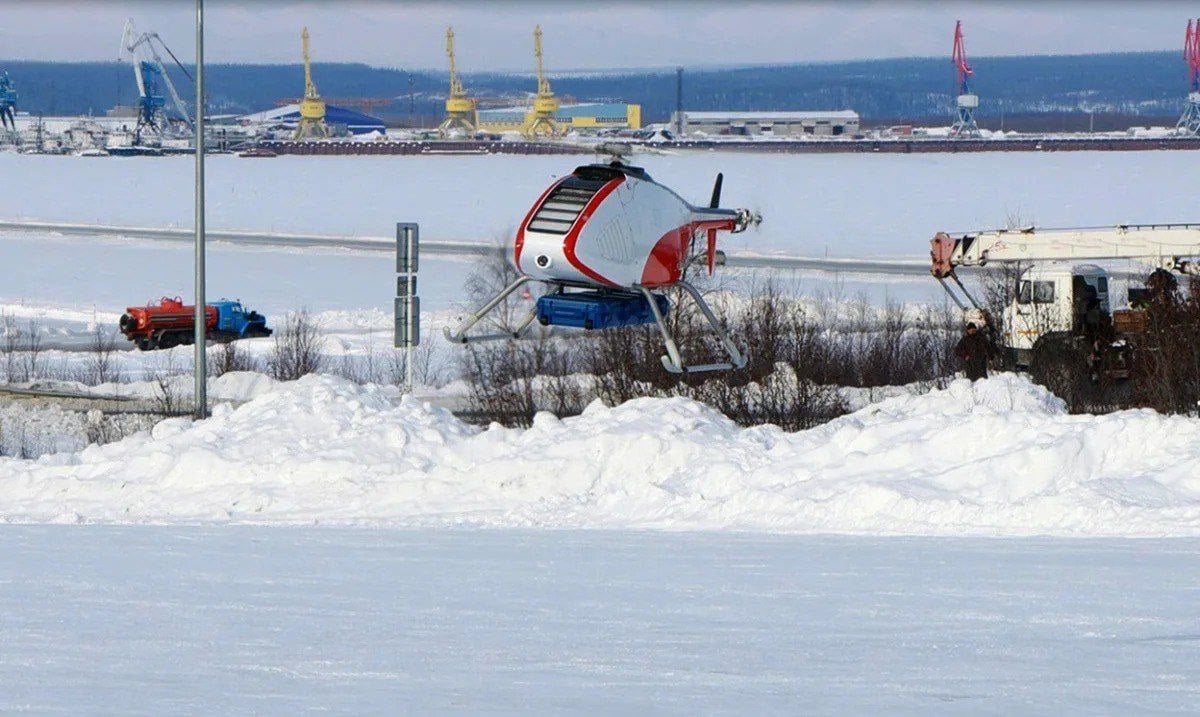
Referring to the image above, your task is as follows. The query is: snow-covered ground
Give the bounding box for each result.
[4,373,1199,536]
[4,526,1199,713]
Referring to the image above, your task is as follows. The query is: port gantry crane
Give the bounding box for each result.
[294,27,330,140]
[1179,19,1200,135]
[438,26,478,138]
[523,25,560,139]
[0,70,17,139]
[949,20,980,138]
[120,19,193,144]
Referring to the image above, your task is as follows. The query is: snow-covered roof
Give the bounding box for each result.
[681,110,860,122]
[239,104,386,134]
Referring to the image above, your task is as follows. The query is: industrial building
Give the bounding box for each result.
[477,102,642,134]
[672,110,860,137]
[238,104,385,135]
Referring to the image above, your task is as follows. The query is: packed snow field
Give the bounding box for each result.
[5,527,1199,714]
[1,150,1184,356]
[4,373,1199,536]
[1,151,1194,256]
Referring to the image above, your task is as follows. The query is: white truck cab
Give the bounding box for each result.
[1003,263,1110,365]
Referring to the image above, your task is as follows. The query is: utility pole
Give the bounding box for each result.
[675,66,683,136]
[193,0,207,418]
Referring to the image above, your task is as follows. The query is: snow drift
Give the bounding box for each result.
[2,373,1199,535]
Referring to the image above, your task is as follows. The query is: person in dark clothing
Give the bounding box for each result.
[954,322,993,381]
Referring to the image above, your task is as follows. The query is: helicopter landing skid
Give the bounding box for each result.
[442,276,541,344]
[636,281,747,374]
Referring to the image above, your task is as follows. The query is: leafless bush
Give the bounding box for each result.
[150,352,183,414]
[1127,273,1200,414]
[20,320,43,383]
[209,340,260,378]
[82,327,119,386]
[1,312,17,383]
[461,280,956,428]
[268,309,324,381]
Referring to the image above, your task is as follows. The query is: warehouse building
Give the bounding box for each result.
[476,102,641,134]
[238,104,386,135]
[671,110,860,137]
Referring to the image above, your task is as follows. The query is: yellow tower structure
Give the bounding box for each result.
[294,26,329,140]
[438,26,477,138]
[523,25,560,139]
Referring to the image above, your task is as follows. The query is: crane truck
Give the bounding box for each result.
[930,223,1200,378]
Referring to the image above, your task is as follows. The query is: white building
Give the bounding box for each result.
[671,110,860,138]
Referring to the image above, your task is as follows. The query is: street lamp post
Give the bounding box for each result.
[193,0,207,418]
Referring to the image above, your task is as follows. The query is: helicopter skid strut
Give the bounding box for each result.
[637,281,746,374]
[442,276,747,375]
[442,276,539,344]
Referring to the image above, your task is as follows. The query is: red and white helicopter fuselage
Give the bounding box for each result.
[446,156,760,374]
[515,163,745,289]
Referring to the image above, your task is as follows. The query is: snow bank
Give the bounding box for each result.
[2,373,1199,535]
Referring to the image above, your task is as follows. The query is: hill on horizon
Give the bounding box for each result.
[0,50,1188,127]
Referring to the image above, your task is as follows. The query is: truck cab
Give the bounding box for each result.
[210,300,272,340]
[1003,263,1110,367]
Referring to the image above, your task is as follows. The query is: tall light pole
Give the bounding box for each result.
[193,0,207,418]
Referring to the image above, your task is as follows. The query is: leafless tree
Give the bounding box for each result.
[268,309,325,381]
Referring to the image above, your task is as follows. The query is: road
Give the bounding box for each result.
[0,219,935,277]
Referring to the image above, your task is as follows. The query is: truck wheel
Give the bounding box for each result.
[157,331,179,350]
[136,337,152,351]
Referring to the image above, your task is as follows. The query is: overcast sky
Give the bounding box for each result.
[0,1,1193,71]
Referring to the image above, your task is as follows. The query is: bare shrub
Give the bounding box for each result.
[1,312,17,383]
[209,340,259,378]
[83,327,119,386]
[21,320,43,382]
[461,280,955,429]
[268,309,324,381]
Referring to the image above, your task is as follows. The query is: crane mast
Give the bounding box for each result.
[0,71,17,135]
[294,26,329,140]
[120,19,193,143]
[1179,19,1200,135]
[950,20,980,138]
[438,26,477,137]
[523,25,560,139]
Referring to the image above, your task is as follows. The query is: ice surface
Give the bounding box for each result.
[4,373,1199,536]
[3,527,1198,714]
[0,150,1193,257]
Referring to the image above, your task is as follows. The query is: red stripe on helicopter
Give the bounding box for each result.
[514,178,565,271]
[561,176,626,287]
[640,217,737,287]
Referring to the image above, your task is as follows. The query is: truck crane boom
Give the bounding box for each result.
[929,222,1200,373]
[931,223,1200,279]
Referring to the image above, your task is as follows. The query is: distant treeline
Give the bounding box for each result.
[0,51,1188,127]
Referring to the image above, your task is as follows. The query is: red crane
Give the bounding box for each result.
[1185,19,1200,92]
[1180,19,1200,134]
[952,19,973,95]
[950,20,979,137]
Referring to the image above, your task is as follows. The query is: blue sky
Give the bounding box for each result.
[0,1,1193,69]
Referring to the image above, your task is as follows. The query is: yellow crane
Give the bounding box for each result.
[438,26,477,137]
[294,26,329,140]
[523,25,560,139]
